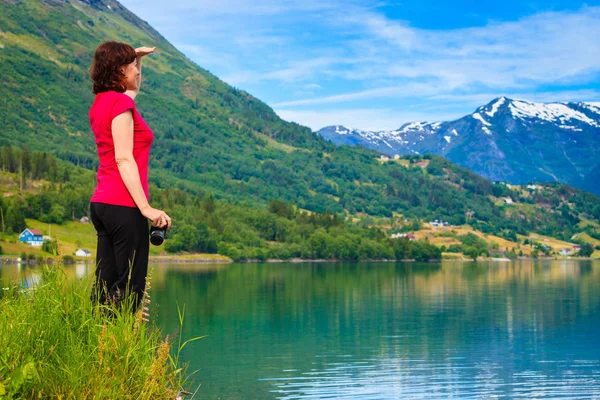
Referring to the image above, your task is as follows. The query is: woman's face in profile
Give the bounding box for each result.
[121,59,139,91]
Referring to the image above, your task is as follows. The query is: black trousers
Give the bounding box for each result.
[90,202,149,310]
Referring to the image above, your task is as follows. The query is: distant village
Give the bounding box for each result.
[387,217,587,258]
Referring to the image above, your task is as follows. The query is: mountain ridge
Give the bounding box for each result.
[318,97,600,195]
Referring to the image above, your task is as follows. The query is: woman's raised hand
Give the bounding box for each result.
[135,46,156,57]
[141,205,171,229]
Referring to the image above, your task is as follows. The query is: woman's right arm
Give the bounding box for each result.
[112,111,171,229]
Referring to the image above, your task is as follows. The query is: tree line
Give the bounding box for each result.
[0,151,442,261]
[0,144,597,261]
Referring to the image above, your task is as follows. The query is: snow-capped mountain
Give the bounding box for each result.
[317,97,600,196]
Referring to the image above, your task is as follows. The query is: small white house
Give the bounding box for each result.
[503,197,514,205]
[75,249,92,258]
[559,248,573,256]
[429,219,449,227]
[391,232,416,240]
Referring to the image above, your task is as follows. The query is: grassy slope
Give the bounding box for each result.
[5,219,230,259]
[0,267,186,398]
[407,225,588,259]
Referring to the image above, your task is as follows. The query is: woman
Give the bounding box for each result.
[89,41,171,309]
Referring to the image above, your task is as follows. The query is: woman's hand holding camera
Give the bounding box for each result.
[141,205,171,228]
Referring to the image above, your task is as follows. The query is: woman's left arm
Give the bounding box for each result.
[127,46,156,100]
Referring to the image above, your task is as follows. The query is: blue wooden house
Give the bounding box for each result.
[19,228,44,246]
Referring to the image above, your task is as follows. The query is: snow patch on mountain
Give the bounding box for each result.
[509,100,599,127]
[558,125,583,131]
[399,122,427,132]
[485,97,506,117]
[334,126,350,135]
[398,121,441,133]
[581,103,600,114]
[472,113,492,126]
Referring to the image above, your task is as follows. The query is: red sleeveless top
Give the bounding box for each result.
[89,91,154,207]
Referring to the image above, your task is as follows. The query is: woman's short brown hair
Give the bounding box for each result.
[90,41,136,94]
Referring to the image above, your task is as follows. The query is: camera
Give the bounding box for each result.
[150,225,167,246]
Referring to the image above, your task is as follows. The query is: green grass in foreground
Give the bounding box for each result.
[0,266,196,399]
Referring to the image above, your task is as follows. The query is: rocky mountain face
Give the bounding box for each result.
[318,97,600,195]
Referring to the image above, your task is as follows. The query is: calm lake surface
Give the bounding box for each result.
[3,260,600,399]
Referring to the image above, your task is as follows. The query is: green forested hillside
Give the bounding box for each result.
[1,144,599,261]
[0,0,599,259]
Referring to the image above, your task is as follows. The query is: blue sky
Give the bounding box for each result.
[120,0,600,131]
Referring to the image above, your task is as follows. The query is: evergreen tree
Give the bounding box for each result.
[5,202,26,234]
[578,243,594,257]
[22,145,32,177]
[1,145,17,172]
[202,194,216,214]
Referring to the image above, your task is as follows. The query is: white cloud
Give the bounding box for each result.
[220,71,259,87]
[270,6,600,114]
[272,82,445,107]
[120,0,600,130]
[125,1,600,88]
[334,7,600,86]
[428,90,600,105]
[175,43,238,70]
[275,108,462,131]
[263,57,341,82]
[347,13,418,50]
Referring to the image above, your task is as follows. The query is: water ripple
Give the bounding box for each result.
[263,357,600,399]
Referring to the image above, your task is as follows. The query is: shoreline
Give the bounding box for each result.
[165,256,596,263]
[1,255,596,265]
[149,255,231,263]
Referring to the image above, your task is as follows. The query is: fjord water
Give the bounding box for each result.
[4,261,600,399]
[150,261,600,399]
